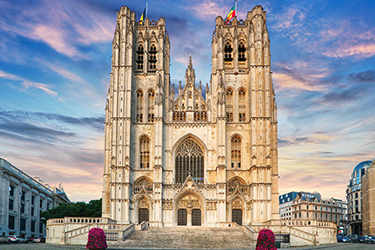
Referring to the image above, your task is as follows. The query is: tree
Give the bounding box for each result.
[40,198,102,223]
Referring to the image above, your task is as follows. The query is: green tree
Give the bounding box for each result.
[40,198,102,223]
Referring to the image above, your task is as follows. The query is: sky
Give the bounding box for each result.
[0,0,374,203]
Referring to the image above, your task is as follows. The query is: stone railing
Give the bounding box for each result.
[290,227,316,244]
[122,224,135,240]
[243,225,257,241]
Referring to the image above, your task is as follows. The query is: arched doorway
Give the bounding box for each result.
[176,193,203,226]
[175,138,204,183]
[138,197,150,223]
[232,209,242,225]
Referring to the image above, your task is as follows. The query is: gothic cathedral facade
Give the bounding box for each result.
[102,5,280,227]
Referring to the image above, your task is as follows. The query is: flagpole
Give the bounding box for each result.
[235,0,237,18]
[146,2,148,19]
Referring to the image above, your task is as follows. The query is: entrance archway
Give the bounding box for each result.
[138,197,150,223]
[232,209,242,225]
[176,192,203,226]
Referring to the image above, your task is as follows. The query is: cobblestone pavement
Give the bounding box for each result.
[0,243,374,250]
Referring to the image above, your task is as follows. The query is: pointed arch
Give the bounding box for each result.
[139,135,150,169]
[147,89,155,122]
[231,134,241,168]
[136,89,143,122]
[224,41,233,62]
[226,88,234,122]
[238,40,246,62]
[238,88,246,122]
[149,43,157,72]
[136,43,144,71]
[173,135,206,184]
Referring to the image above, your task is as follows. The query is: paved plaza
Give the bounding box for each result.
[0,243,374,250]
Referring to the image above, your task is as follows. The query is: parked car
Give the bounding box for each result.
[7,235,26,243]
[353,236,366,243]
[364,236,375,244]
[0,236,9,244]
[337,236,351,243]
[32,237,41,243]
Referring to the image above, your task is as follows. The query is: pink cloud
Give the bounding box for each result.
[21,80,58,96]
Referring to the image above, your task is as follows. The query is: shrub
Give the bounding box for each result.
[256,229,277,250]
[86,228,108,250]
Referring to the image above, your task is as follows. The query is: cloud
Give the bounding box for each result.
[187,0,229,21]
[21,80,58,96]
[0,70,23,81]
[348,70,375,83]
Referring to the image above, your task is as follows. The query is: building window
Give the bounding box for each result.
[224,41,233,61]
[9,199,14,210]
[136,44,144,71]
[226,89,233,122]
[21,191,25,201]
[231,135,241,168]
[40,200,43,209]
[31,221,36,232]
[175,138,204,183]
[31,196,35,205]
[238,42,246,62]
[148,90,155,122]
[238,89,246,122]
[39,223,43,234]
[21,203,25,214]
[149,44,157,72]
[20,218,26,232]
[140,136,150,169]
[137,90,143,122]
[9,185,14,196]
[8,215,15,230]
[31,207,35,216]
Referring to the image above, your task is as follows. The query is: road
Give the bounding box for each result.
[0,243,374,250]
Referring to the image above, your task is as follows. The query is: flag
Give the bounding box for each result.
[225,4,236,24]
[140,7,146,24]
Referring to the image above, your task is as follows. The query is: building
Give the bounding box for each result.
[346,160,372,235]
[362,160,375,235]
[0,158,69,238]
[101,5,280,227]
[46,6,338,247]
[279,191,346,226]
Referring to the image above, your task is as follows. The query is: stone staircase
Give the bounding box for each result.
[110,226,255,249]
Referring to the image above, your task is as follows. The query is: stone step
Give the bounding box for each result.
[110,226,256,249]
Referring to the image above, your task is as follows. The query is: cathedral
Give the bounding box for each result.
[102,5,280,227]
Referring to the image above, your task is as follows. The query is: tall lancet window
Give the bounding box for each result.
[238,88,246,122]
[137,90,143,122]
[148,90,155,122]
[224,41,233,61]
[226,89,233,122]
[136,44,144,71]
[231,135,241,168]
[140,136,150,169]
[149,44,157,72]
[238,42,246,62]
[175,138,204,183]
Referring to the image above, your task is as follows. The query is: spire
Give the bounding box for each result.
[188,54,193,70]
[185,55,196,85]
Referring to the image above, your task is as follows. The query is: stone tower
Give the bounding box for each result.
[103,5,279,226]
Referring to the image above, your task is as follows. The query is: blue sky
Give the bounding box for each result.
[0,0,374,202]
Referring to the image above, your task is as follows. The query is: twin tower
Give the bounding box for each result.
[102,5,279,227]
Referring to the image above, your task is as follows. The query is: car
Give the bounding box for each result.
[0,236,9,244]
[7,235,26,243]
[353,236,366,243]
[364,236,375,244]
[32,237,41,243]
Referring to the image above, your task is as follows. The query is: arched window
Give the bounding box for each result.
[136,44,144,71]
[175,138,204,183]
[238,89,246,122]
[231,135,241,168]
[140,136,150,169]
[148,90,155,122]
[149,44,157,72]
[224,42,233,61]
[238,42,246,62]
[137,90,143,122]
[226,89,233,122]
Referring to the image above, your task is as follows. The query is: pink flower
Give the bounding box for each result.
[86,228,108,250]
[256,229,277,250]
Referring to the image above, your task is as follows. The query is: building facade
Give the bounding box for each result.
[102,5,280,227]
[346,160,372,235]
[279,191,346,227]
[362,160,375,235]
[0,158,69,237]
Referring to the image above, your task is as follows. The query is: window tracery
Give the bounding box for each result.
[136,44,144,71]
[175,138,204,183]
[149,44,157,72]
[231,135,241,168]
[137,90,143,122]
[148,90,155,122]
[238,89,246,122]
[140,136,150,169]
[226,89,233,122]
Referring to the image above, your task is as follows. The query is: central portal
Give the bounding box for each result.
[177,193,202,226]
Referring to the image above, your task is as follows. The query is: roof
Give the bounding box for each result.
[353,161,372,172]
